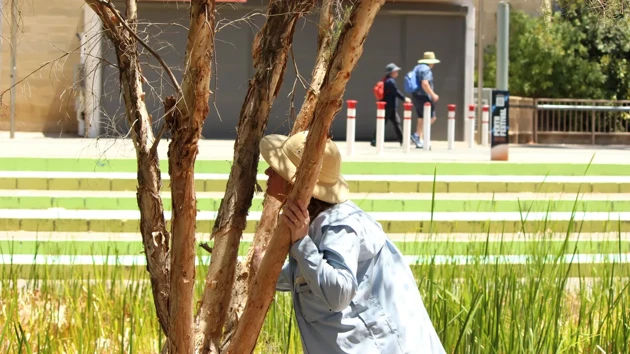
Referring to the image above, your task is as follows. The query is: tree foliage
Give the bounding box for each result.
[482,2,630,99]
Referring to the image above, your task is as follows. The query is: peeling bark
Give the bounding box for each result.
[166,1,216,353]
[83,0,171,337]
[220,2,338,345]
[194,1,315,352]
[224,1,386,353]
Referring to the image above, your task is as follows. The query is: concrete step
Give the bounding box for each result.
[2,156,630,175]
[1,171,629,193]
[1,209,629,234]
[4,190,630,200]
[2,230,629,243]
[2,190,630,212]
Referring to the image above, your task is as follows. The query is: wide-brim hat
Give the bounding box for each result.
[259,131,349,204]
[418,51,440,64]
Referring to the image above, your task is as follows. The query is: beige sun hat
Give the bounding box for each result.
[259,131,349,204]
[418,51,441,64]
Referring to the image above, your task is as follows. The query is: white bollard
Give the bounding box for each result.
[481,104,489,147]
[468,104,476,148]
[346,100,357,156]
[376,101,386,154]
[423,102,431,151]
[402,102,413,153]
[447,104,456,150]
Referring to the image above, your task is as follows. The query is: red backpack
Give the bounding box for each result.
[373,78,385,101]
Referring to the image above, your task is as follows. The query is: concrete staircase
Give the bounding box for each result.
[1,158,629,268]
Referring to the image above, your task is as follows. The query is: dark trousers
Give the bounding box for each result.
[373,107,404,144]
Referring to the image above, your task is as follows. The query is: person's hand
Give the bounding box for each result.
[405,97,411,103]
[432,93,440,102]
[282,199,310,244]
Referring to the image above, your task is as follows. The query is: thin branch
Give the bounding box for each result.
[200,243,213,254]
[290,46,308,90]
[99,0,182,96]
[0,54,69,101]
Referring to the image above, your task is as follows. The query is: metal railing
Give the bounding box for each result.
[533,99,630,144]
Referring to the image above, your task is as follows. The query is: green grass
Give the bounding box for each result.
[1,235,628,353]
[1,157,630,175]
[2,239,629,258]
[2,156,629,352]
[3,196,630,212]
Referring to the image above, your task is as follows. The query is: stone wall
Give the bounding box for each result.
[0,0,83,135]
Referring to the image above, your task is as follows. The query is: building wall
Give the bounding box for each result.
[0,0,545,137]
[99,1,468,141]
[0,0,83,135]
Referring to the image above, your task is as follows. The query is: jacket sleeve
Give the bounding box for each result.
[276,261,293,292]
[386,78,405,100]
[289,225,360,312]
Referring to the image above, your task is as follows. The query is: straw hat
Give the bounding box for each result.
[259,131,349,204]
[418,51,440,64]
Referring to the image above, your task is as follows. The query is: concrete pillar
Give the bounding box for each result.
[83,5,103,138]
[496,1,509,91]
[464,0,476,142]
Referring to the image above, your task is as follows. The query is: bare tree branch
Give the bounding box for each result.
[194,1,316,352]
[166,0,216,352]
[83,0,172,340]
[98,0,182,96]
[224,1,386,352]
[219,2,341,349]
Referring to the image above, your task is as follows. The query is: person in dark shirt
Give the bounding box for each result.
[371,63,411,147]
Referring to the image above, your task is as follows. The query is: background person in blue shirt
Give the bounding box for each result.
[410,52,440,149]
[371,63,411,147]
[254,131,447,354]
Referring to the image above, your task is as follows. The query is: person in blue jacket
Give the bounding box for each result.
[371,63,411,147]
[254,131,446,354]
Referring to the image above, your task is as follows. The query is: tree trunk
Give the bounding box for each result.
[224,1,385,353]
[220,2,338,345]
[194,1,315,352]
[83,0,171,337]
[167,1,216,353]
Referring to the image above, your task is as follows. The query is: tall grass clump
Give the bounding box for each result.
[2,227,628,353]
[1,174,629,353]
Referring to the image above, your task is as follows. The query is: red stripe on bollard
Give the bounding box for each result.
[403,102,413,120]
[376,101,386,120]
[346,100,357,119]
[448,104,456,120]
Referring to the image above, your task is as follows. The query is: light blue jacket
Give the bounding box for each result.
[276,200,446,354]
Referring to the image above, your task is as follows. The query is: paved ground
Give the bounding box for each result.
[1,131,629,163]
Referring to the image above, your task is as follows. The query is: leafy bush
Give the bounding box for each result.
[481,3,630,100]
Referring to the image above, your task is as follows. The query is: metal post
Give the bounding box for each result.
[481,104,489,146]
[403,102,413,153]
[533,99,538,143]
[591,110,596,145]
[0,3,3,92]
[468,104,476,148]
[464,1,476,143]
[423,103,431,151]
[447,104,456,150]
[476,0,484,144]
[10,0,18,139]
[376,102,386,154]
[346,100,357,156]
[496,1,509,91]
